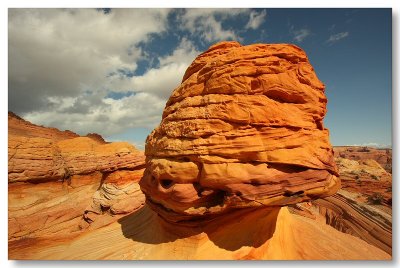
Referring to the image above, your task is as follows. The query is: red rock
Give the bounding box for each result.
[140,41,340,222]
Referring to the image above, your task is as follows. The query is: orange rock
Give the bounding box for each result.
[8,113,145,183]
[8,205,390,260]
[312,190,392,255]
[8,112,146,244]
[140,41,340,222]
[8,111,80,141]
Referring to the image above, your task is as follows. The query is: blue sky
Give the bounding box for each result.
[8,8,392,149]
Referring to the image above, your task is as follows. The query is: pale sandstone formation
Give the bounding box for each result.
[8,113,146,244]
[83,170,146,225]
[334,146,392,173]
[334,154,392,206]
[336,157,390,179]
[140,41,340,222]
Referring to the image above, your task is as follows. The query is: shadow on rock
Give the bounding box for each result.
[118,204,203,244]
[203,207,279,251]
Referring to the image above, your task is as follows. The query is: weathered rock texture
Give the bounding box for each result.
[334,146,392,173]
[140,41,340,222]
[9,135,144,183]
[9,205,390,260]
[314,190,392,255]
[334,153,392,207]
[8,112,146,246]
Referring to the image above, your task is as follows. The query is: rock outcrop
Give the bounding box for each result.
[140,41,340,222]
[8,111,80,141]
[334,154,392,206]
[8,112,146,245]
[9,131,144,183]
[334,146,392,173]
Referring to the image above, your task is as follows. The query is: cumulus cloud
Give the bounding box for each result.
[178,8,250,43]
[245,10,267,30]
[25,91,166,136]
[130,38,201,99]
[9,8,173,136]
[8,8,256,141]
[327,31,349,44]
[9,8,170,113]
[291,28,311,42]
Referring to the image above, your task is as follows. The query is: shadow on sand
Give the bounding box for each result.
[118,204,280,252]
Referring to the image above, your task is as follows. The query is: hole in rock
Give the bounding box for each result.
[182,157,190,162]
[100,204,110,213]
[283,190,304,197]
[250,179,262,186]
[160,179,174,189]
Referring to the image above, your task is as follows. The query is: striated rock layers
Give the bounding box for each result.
[10,204,390,260]
[140,41,340,223]
[8,112,145,245]
[314,190,392,255]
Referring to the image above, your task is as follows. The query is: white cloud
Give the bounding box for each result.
[245,10,267,30]
[349,143,391,148]
[25,91,166,136]
[107,38,201,100]
[178,8,250,43]
[13,10,202,138]
[9,8,170,114]
[9,8,175,138]
[327,31,349,44]
[292,28,311,42]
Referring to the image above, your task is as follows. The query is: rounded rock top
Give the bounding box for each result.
[139,41,340,224]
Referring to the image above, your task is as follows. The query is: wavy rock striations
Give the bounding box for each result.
[8,113,146,249]
[140,41,340,222]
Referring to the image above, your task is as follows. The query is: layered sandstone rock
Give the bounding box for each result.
[8,111,80,141]
[290,189,392,255]
[9,135,144,183]
[140,41,340,222]
[313,190,392,255]
[8,113,146,244]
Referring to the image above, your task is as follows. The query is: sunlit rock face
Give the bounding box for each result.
[140,41,340,223]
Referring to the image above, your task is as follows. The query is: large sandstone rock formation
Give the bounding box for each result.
[8,112,145,245]
[140,41,340,222]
